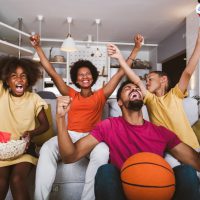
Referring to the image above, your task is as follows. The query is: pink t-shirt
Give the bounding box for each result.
[91,117,180,169]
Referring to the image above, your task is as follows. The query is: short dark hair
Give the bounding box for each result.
[70,60,98,88]
[0,56,42,89]
[149,71,171,91]
[116,80,132,101]
[149,70,168,78]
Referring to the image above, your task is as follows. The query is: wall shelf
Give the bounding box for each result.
[0,39,33,56]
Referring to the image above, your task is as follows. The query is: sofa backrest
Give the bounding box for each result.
[41,97,198,136]
[108,97,198,126]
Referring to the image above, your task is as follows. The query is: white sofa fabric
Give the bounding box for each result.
[5,97,199,200]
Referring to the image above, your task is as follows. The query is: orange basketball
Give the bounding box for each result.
[121,152,175,200]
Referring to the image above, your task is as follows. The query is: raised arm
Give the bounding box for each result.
[103,34,143,99]
[169,143,200,172]
[30,34,69,95]
[56,96,99,163]
[108,43,147,96]
[178,28,200,93]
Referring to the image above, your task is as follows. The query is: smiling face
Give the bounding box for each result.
[118,83,144,111]
[7,66,28,97]
[76,67,93,89]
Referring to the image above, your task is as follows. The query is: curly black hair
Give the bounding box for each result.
[70,60,99,88]
[0,56,42,89]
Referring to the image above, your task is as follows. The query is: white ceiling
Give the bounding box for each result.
[0,0,197,48]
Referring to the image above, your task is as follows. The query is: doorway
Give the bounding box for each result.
[162,51,186,89]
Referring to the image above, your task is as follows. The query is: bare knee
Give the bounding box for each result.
[90,142,110,163]
[10,174,27,189]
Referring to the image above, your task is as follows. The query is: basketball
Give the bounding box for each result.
[121,152,175,200]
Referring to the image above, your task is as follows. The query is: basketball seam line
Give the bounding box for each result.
[121,162,174,174]
[121,181,175,188]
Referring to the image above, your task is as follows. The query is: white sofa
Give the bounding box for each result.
[5,97,199,200]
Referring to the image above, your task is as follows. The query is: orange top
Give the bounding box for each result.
[67,87,106,132]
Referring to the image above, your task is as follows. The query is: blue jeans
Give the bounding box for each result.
[95,164,200,200]
[173,165,200,200]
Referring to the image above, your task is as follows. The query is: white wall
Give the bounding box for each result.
[186,11,199,98]
[157,23,186,63]
[149,47,158,70]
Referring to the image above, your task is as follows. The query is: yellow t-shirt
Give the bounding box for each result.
[144,84,199,149]
[0,81,48,167]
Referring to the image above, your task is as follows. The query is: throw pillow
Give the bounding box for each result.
[192,119,200,144]
[32,104,54,146]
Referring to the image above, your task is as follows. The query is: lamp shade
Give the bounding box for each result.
[33,52,40,61]
[61,34,77,52]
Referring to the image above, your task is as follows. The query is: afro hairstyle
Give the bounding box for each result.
[70,59,99,88]
[0,56,42,89]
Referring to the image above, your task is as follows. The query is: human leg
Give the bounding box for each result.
[10,162,33,200]
[81,142,110,200]
[34,136,61,200]
[173,164,200,200]
[0,166,11,200]
[95,164,126,200]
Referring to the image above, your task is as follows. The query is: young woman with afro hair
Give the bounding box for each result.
[0,56,49,200]
[30,33,143,200]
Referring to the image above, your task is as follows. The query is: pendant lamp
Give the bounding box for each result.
[93,19,102,57]
[61,17,77,52]
[33,15,43,61]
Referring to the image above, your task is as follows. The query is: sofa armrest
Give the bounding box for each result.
[183,98,198,126]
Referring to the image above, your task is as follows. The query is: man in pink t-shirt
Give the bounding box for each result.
[56,81,200,200]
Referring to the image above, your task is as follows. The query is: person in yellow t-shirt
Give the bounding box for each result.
[0,56,49,200]
[30,33,144,200]
[107,27,200,169]
[108,28,200,148]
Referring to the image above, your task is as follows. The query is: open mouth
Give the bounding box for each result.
[15,83,24,93]
[129,91,140,101]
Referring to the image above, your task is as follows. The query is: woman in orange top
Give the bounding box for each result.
[30,34,143,200]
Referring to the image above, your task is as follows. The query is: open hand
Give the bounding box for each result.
[107,43,123,60]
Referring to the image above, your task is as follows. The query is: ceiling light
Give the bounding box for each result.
[33,15,43,61]
[92,19,102,57]
[33,52,40,61]
[61,17,77,52]
[18,18,22,59]
[86,34,92,48]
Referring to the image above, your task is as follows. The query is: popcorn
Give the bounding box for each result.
[0,139,27,160]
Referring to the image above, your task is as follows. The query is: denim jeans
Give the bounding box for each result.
[95,164,200,200]
[173,165,200,200]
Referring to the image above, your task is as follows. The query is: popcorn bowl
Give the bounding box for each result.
[0,139,27,160]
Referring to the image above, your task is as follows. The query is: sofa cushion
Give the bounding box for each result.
[183,98,198,125]
[54,158,89,183]
[108,99,149,121]
[108,98,198,126]
[192,119,200,144]
[32,104,55,146]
